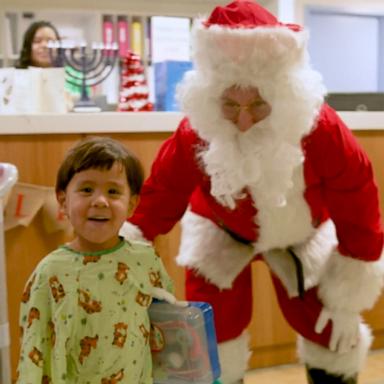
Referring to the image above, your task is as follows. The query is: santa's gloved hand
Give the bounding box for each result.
[151,287,188,307]
[315,307,360,354]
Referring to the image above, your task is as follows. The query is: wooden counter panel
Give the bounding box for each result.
[354,130,384,214]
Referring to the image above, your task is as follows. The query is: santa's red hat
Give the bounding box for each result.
[204,0,300,31]
[191,0,308,86]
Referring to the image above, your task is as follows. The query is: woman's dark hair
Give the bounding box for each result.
[56,136,144,196]
[15,20,60,69]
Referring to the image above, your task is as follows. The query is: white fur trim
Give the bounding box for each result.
[318,248,384,312]
[251,165,314,253]
[297,322,372,378]
[263,220,337,298]
[294,220,337,289]
[193,19,308,85]
[176,211,254,289]
[119,221,151,244]
[218,331,250,384]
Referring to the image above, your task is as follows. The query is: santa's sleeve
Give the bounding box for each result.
[306,104,384,313]
[123,118,201,242]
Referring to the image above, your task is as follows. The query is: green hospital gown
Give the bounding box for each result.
[17,239,174,384]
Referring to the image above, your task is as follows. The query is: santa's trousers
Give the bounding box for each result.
[185,263,371,384]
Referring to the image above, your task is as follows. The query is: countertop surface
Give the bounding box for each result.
[0,111,383,135]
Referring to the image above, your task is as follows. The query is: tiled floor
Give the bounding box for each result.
[244,349,384,384]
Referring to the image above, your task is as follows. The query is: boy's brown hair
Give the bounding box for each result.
[55,136,144,195]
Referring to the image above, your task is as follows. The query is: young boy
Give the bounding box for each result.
[16,136,174,383]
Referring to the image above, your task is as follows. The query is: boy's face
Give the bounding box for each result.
[57,162,137,252]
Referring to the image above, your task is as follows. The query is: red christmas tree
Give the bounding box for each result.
[118,51,153,112]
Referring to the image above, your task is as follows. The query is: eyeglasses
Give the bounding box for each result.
[221,98,269,122]
[32,38,57,45]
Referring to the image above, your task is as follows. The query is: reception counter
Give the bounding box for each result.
[1,110,384,134]
[1,111,384,379]
[0,112,181,134]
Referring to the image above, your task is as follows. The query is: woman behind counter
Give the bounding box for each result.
[14,20,81,111]
[15,20,60,69]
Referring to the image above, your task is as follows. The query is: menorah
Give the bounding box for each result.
[48,41,118,112]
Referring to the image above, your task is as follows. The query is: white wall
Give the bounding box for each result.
[294,0,384,24]
[292,0,384,92]
[277,0,295,22]
[307,11,379,92]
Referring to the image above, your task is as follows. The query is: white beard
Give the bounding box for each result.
[198,116,304,210]
[177,67,325,212]
[177,36,330,210]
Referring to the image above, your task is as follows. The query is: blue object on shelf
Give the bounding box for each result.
[154,60,193,111]
[149,300,221,384]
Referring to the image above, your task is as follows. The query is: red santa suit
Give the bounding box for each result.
[121,1,384,383]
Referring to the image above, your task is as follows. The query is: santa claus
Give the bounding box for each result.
[120,1,384,383]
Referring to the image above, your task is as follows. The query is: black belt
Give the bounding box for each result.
[287,247,305,299]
